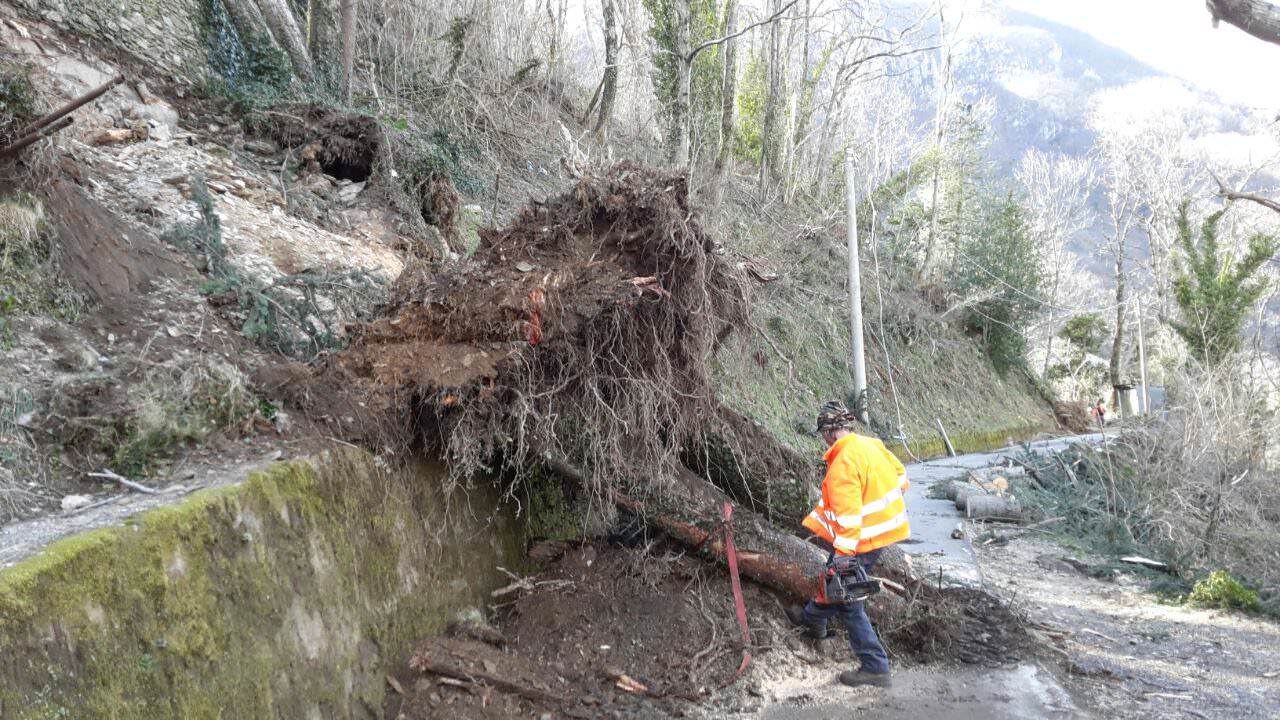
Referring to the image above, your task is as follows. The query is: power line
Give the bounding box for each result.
[948,243,1127,317]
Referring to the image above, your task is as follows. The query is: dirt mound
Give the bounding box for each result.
[388,543,1047,719]
[882,587,1038,666]
[318,162,750,497]
[390,542,781,719]
[245,104,381,182]
[1053,400,1091,434]
[40,172,187,304]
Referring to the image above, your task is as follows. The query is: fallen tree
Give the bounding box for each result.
[281,162,921,618]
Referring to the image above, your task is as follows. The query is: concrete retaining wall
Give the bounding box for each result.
[0,449,525,719]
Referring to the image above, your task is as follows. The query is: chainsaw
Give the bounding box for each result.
[816,555,882,605]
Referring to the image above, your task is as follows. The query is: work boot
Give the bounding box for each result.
[783,604,831,639]
[839,669,892,688]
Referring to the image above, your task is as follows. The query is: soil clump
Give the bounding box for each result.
[388,541,1044,719]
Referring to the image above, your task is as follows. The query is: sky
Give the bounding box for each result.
[997,0,1280,108]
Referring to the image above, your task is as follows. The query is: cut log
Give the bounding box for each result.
[945,479,981,501]
[954,485,988,511]
[964,495,1022,522]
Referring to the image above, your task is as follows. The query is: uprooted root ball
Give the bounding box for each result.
[319,162,751,502]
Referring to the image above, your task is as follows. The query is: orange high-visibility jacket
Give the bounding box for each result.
[802,433,910,555]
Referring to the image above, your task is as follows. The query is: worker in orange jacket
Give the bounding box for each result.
[785,400,910,688]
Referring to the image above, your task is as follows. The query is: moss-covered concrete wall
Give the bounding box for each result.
[12,0,206,79]
[0,449,525,719]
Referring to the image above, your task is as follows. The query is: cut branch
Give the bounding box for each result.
[88,470,159,494]
[409,656,563,705]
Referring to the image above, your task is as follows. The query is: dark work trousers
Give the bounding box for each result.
[800,548,889,674]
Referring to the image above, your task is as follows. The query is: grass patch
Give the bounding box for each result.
[109,359,258,476]
[0,195,86,335]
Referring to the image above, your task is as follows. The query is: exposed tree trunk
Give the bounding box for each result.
[580,77,604,126]
[758,0,784,191]
[593,0,619,140]
[222,0,273,50]
[1109,252,1127,389]
[1207,0,1280,45]
[254,0,315,82]
[672,0,693,167]
[702,0,738,209]
[339,0,356,103]
[1041,264,1063,378]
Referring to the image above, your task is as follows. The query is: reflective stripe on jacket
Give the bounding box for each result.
[801,433,910,555]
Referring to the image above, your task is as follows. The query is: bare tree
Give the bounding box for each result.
[671,0,694,165]
[1015,150,1097,375]
[340,0,356,102]
[920,7,954,282]
[756,0,784,188]
[255,0,315,81]
[594,0,621,140]
[1092,131,1143,391]
[666,0,796,169]
[703,0,738,209]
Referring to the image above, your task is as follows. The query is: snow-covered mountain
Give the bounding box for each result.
[955,6,1276,176]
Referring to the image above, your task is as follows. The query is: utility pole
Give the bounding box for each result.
[1136,297,1149,415]
[845,147,868,423]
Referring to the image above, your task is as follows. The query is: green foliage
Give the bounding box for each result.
[0,292,16,348]
[1170,202,1277,367]
[642,0,724,158]
[1048,313,1109,396]
[400,128,485,196]
[0,61,40,142]
[953,194,1045,373]
[735,54,766,162]
[1058,313,1108,353]
[197,0,294,112]
[1186,570,1260,612]
[1015,444,1152,560]
[935,103,991,258]
[162,179,385,360]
